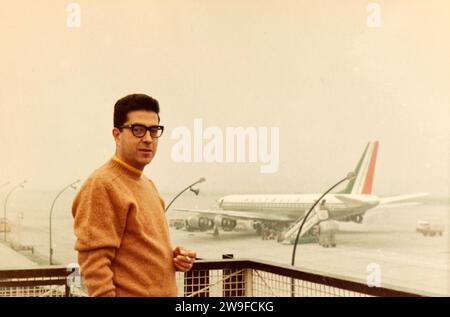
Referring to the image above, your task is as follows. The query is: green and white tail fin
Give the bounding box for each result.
[341,141,379,195]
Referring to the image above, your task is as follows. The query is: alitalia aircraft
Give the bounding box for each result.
[175,141,427,238]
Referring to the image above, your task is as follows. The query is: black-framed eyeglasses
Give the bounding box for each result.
[120,124,164,138]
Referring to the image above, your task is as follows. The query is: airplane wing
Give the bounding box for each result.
[370,201,421,210]
[173,208,294,223]
[379,192,428,205]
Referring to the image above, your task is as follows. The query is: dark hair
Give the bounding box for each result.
[114,93,160,128]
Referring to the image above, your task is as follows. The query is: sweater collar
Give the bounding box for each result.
[111,155,143,178]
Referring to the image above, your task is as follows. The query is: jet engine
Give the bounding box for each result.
[350,214,364,223]
[214,215,237,231]
[185,216,214,231]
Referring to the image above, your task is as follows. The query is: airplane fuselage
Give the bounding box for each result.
[218,194,380,222]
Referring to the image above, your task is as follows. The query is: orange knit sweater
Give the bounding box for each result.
[72,157,177,297]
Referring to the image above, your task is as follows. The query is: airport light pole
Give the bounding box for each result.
[165,178,206,212]
[290,172,355,296]
[3,180,27,242]
[0,181,11,240]
[49,179,80,265]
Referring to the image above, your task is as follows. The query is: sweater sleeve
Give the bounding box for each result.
[72,177,128,297]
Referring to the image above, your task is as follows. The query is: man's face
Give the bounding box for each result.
[113,110,160,170]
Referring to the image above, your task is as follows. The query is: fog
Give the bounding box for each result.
[0,0,449,197]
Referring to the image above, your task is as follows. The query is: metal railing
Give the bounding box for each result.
[0,259,427,297]
[180,259,424,297]
[0,267,70,297]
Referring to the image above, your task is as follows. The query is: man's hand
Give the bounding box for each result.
[173,246,197,272]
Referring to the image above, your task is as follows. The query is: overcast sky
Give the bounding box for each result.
[0,0,448,197]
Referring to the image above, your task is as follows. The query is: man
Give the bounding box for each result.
[72,93,196,297]
[317,200,338,248]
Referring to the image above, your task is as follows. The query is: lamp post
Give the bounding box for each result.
[49,179,80,265]
[3,180,26,242]
[290,172,355,296]
[165,178,206,212]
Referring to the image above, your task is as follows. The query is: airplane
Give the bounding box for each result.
[174,141,428,240]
